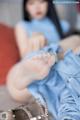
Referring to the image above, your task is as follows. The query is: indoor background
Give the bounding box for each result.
[0,0,79,30]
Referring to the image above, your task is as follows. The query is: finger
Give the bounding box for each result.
[32,32,38,37]
[32,39,41,51]
[39,36,47,48]
[48,55,56,67]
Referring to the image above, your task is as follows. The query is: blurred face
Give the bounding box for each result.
[26,0,48,20]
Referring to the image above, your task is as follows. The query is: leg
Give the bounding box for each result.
[60,35,80,53]
[58,35,80,59]
[7,52,55,102]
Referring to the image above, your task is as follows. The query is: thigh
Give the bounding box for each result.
[60,35,80,52]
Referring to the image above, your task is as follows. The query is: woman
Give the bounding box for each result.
[7,0,80,119]
[15,0,70,58]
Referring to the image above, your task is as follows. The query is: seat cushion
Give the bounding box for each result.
[0,24,20,85]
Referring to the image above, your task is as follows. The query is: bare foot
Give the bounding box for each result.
[23,53,56,80]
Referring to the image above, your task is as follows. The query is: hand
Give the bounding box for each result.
[28,33,47,52]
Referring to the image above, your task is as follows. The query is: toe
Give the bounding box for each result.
[48,55,56,67]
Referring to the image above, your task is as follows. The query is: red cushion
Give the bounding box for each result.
[0,24,20,85]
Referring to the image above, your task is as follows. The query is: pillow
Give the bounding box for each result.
[0,24,20,85]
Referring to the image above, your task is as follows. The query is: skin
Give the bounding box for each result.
[26,0,48,20]
[7,0,80,102]
[7,52,55,102]
[15,0,48,58]
[15,26,47,58]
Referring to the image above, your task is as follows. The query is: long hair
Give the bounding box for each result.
[23,0,64,39]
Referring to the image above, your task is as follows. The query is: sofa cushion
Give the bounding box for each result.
[0,24,20,85]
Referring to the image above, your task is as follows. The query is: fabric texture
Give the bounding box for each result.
[26,44,80,120]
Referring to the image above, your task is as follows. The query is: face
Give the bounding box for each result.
[26,0,48,20]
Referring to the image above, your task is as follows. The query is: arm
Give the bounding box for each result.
[15,24,31,58]
[15,24,47,58]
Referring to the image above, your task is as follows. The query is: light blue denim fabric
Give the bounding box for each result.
[55,50,80,120]
[26,44,80,120]
[18,17,70,44]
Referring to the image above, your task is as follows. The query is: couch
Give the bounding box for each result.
[0,24,20,85]
[0,24,22,110]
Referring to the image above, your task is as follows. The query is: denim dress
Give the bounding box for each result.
[24,44,80,120]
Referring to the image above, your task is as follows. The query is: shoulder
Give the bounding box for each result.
[60,20,70,33]
[15,20,30,32]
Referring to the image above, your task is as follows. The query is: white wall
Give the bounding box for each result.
[56,4,77,27]
[0,0,22,26]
